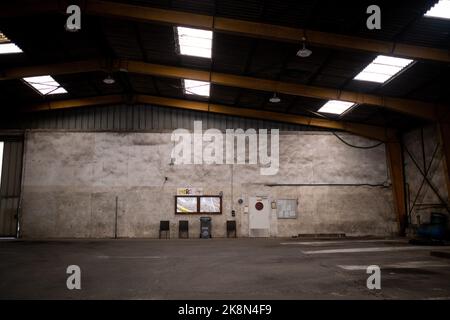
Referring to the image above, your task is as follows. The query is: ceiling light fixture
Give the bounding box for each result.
[296,37,312,58]
[269,93,281,103]
[103,75,115,85]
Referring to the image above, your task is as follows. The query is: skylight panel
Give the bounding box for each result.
[425,0,450,19]
[373,55,413,68]
[176,27,212,58]
[354,55,414,83]
[183,79,210,97]
[0,43,22,54]
[318,100,355,115]
[23,76,67,95]
[0,31,23,54]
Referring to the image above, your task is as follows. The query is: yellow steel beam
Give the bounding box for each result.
[0,60,105,80]
[137,95,396,141]
[22,94,395,141]
[3,59,443,120]
[122,60,440,120]
[386,141,407,236]
[1,1,448,63]
[23,94,124,112]
[83,0,450,63]
[438,123,450,203]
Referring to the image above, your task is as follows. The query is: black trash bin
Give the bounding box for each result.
[200,217,212,238]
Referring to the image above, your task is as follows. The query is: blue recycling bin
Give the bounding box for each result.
[200,217,212,239]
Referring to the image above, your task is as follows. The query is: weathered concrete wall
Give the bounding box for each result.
[402,124,449,226]
[20,130,397,238]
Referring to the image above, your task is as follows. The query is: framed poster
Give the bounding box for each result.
[175,195,222,214]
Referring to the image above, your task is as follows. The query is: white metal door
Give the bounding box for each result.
[249,196,270,237]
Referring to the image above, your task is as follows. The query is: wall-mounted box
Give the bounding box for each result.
[277,199,298,219]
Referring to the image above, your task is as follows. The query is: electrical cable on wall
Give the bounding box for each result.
[332,132,384,149]
[265,183,390,188]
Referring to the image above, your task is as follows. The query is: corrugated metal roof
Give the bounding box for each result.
[0,0,447,133]
[0,103,316,132]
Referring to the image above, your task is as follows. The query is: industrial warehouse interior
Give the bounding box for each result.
[0,0,450,305]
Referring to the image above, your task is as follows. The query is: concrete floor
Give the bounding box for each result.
[1,238,450,299]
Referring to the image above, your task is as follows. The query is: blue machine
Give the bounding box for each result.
[417,213,448,240]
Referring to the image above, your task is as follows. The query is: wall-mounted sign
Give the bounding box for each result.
[277,199,298,219]
[177,188,203,195]
[255,202,264,211]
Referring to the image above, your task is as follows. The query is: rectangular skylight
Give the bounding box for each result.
[0,43,23,54]
[183,79,210,97]
[318,100,355,115]
[354,55,414,83]
[176,26,212,58]
[23,76,67,95]
[425,0,450,19]
[0,31,22,54]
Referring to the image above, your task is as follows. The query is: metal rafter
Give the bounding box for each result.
[1,0,449,62]
[21,93,397,141]
[0,59,446,120]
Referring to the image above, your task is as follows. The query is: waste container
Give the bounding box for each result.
[200,217,212,238]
